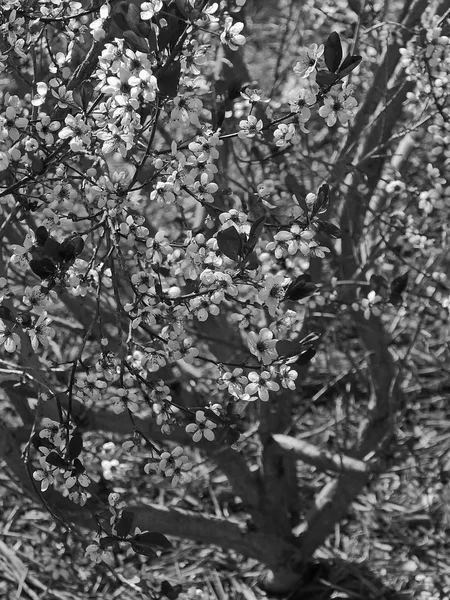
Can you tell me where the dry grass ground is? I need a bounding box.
[2,380,450,600]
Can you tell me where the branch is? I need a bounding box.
[272,434,378,474]
[0,418,301,569]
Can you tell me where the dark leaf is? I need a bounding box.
[30,258,57,279]
[133,531,172,549]
[161,579,183,600]
[123,30,150,53]
[337,55,362,79]
[285,173,309,217]
[294,347,316,365]
[389,291,403,306]
[312,183,330,217]
[72,236,85,256]
[148,26,158,53]
[31,155,45,175]
[283,274,318,301]
[42,237,62,260]
[115,510,135,538]
[31,431,53,451]
[316,219,341,238]
[391,272,409,295]
[315,70,339,91]
[58,240,77,263]
[58,237,83,262]
[324,32,343,73]
[68,432,83,461]
[217,226,244,262]
[244,216,265,255]
[224,427,241,445]
[245,250,259,270]
[112,9,130,32]
[99,536,120,550]
[156,5,185,51]
[72,458,85,474]
[156,61,182,98]
[0,305,15,323]
[369,274,389,299]
[35,226,49,246]
[73,80,94,112]
[45,451,67,468]
[15,312,33,328]
[131,542,157,558]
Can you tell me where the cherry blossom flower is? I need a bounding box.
[35,114,60,145]
[0,105,28,142]
[145,446,191,486]
[28,312,55,351]
[58,114,90,151]
[111,388,140,414]
[220,16,246,51]
[258,275,289,316]
[245,370,280,401]
[288,88,316,123]
[76,373,108,402]
[140,0,163,20]
[218,368,250,400]
[0,320,21,353]
[319,91,358,126]
[279,364,298,390]
[273,123,297,147]
[189,295,220,321]
[293,44,324,78]
[247,328,278,364]
[185,410,217,442]
[238,115,263,139]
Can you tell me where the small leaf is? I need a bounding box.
[71,236,85,256]
[99,536,120,550]
[131,542,157,558]
[31,155,45,175]
[31,431,53,451]
[133,531,172,549]
[42,237,62,260]
[294,347,316,365]
[156,5,185,51]
[283,274,317,301]
[315,70,339,91]
[115,510,135,538]
[58,239,76,262]
[244,216,265,256]
[389,292,403,306]
[0,305,15,323]
[73,80,94,112]
[391,272,409,295]
[35,226,49,246]
[324,32,343,73]
[369,274,389,299]
[68,432,83,461]
[312,183,330,217]
[123,30,150,53]
[316,219,341,238]
[46,451,67,468]
[224,427,241,445]
[217,227,244,262]
[30,258,57,279]
[156,61,182,98]
[161,580,183,600]
[15,312,33,328]
[285,173,309,217]
[72,458,85,474]
[337,55,362,79]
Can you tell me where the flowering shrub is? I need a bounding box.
[1,0,449,594]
